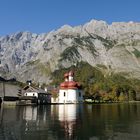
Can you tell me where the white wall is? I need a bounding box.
[67,89,77,103]
[24,92,38,97]
[58,89,68,103]
[58,89,83,103]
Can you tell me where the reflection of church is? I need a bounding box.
[0,104,82,140]
[22,105,77,139]
[58,71,84,104]
[58,105,77,139]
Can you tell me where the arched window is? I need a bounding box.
[64,92,66,97]
[79,92,81,97]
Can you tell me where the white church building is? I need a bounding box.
[57,71,84,104]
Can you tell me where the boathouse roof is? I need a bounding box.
[22,85,48,94]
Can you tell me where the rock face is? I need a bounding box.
[0,19,140,83]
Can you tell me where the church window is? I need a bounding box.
[79,92,81,97]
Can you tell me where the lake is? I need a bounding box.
[0,103,140,140]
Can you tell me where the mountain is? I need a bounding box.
[0,19,140,84]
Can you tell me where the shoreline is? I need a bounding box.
[84,100,140,104]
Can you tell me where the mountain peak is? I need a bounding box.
[87,19,108,25]
[56,24,73,34]
[1,19,140,83]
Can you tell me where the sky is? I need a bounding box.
[0,0,140,36]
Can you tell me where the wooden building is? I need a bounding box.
[18,85,51,105]
[0,82,20,106]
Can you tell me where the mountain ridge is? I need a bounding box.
[0,19,140,84]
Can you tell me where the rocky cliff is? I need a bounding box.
[0,20,140,84]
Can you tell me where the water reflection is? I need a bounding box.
[0,103,140,140]
[82,103,140,140]
[50,104,81,140]
[58,105,77,139]
[23,106,37,121]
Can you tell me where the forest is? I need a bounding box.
[51,62,140,102]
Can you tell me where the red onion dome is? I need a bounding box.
[68,81,78,89]
[60,81,68,89]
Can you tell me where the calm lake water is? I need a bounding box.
[0,103,140,140]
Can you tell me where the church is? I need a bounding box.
[58,71,84,103]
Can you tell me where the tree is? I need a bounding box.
[128,90,136,101]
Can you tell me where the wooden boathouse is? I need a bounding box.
[17,85,51,105]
